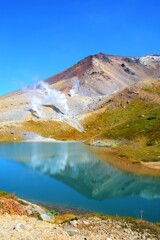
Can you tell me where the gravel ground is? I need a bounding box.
[0,214,159,240]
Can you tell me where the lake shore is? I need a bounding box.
[0,193,159,240]
[85,144,160,176]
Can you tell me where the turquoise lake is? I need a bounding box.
[0,142,160,222]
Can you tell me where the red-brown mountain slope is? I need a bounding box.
[45,53,158,97]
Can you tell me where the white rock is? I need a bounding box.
[40,213,55,222]
[70,220,78,227]
[14,223,28,232]
[83,220,89,225]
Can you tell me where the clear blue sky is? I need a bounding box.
[0,0,160,95]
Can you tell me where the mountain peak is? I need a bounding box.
[44,52,157,97]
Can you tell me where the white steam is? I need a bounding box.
[32,96,42,118]
[69,79,80,97]
[31,81,68,118]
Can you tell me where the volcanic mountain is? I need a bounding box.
[45,53,159,97]
[0,53,160,159]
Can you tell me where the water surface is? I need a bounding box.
[0,142,160,222]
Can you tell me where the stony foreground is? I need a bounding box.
[0,214,159,240]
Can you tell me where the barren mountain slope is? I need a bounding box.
[0,53,159,145]
[46,53,157,97]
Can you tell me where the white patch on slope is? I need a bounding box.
[69,79,80,96]
[31,81,68,117]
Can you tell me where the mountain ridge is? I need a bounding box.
[45,53,160,86]
[44,53,159,97]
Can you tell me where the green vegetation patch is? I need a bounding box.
[143,82,160,95]
[104,101,160,142]
[46,209,59,216]
[0,130,22,143]
[0,191,15,199]
[23,120,83,140]
[84,97,160,162]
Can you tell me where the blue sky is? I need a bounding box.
[0,0,160,95]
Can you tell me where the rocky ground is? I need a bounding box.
[0,214,159,240]
[0,194,159,240]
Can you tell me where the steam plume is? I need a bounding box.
[69,79,79,97]
[31,81,68,118]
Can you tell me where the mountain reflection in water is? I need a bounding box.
[0,142,160,201]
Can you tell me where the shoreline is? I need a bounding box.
[0,194,159,239]
[88,145,160,176]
